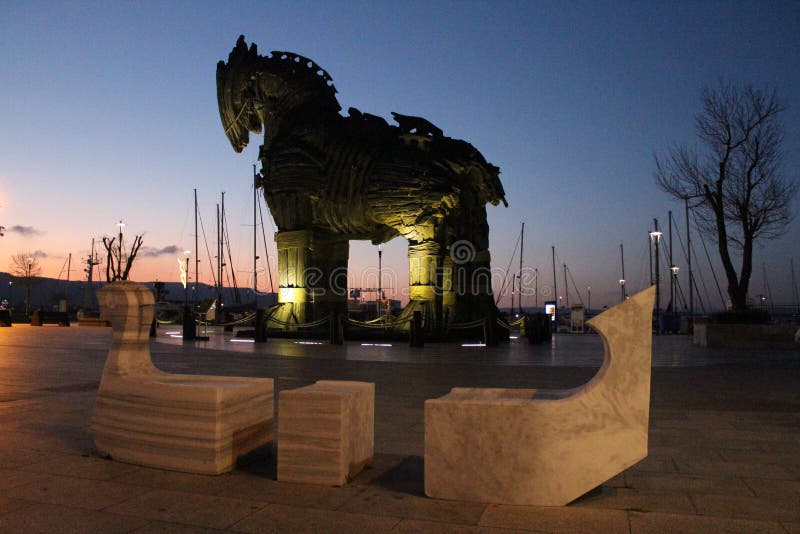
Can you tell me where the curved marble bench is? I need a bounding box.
[90,282,274,475]
[425,286,655,506]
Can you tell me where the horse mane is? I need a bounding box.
[218,36,340,113]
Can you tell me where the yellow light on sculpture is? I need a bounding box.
[178,258,187,289]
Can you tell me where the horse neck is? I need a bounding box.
[259,83,339,147]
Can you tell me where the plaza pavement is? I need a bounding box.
[0,324,798,533]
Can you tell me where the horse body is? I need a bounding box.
[218,36,506,330]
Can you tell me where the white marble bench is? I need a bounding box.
[91,282,274,475]
[425,286,655,506]
[278,380,374,486]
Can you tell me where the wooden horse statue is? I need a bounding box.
[217,36,506,332]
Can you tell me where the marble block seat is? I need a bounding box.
[91,282,274,475]
[425,286,655,506]
[278,380,374,486]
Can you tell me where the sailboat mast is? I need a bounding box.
[253,164,258,307]
[563,263,569,308]
[216,202,222,308]
[517,222,524,315]
[194,189,198,304]
[792,258,800,313]
[65,253,71,303]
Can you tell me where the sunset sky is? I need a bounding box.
[2,1,799,310]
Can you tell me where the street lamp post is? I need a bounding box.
[649,219,663,334]
[670,265,680,309]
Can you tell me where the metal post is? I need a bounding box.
[551,246,557,314]
[685,197,693,319]
[668,210,674,309]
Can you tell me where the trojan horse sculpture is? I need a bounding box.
[217,36,506,331]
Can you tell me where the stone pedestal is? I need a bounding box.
[278,380,374,486]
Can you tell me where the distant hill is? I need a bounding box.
[0,272,276,312]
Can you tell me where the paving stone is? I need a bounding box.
[675,458,795,480]
[624,471,755,496]
[691,493,800,523]
[0,501,151,533]
[0,468,53,491]
[18,452,141,481]
[213,471,366,509]
[391,518,531,533]
[2,325,800,532]
[339,487,486,525]
[111,465,232,496]
[479,504,630,533]
[229,503,401,533]
[0,448,67,469]
[625,455,678,473]
[717,448,800,467]
[629,510,786,533]
[105,489,265,530]
[131,520,236,532]
[0,496,31,515]
[9,474,151,510]
[573,486,695,514]
[646,445,724,462]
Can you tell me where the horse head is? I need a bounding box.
[217,36,340,153]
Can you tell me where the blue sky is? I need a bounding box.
[1,0,799,309]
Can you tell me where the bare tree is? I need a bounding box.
[102,234,144,282]
[655,82,797,311]
[10,252,43,315]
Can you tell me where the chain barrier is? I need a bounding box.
[196,312,257,328]
[508,316,524,327]
[446,318,486,330]
[266,314,332,329]
[344,316,412,329]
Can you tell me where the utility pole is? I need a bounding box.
[650,218,663,333]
